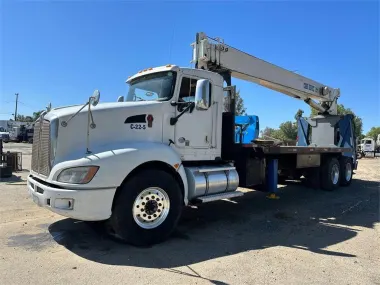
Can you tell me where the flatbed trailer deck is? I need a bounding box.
[245,144,353,154]
[230,142,356,192]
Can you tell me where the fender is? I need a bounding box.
[49,142,189,204]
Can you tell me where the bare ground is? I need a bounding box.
[0,143,379,285]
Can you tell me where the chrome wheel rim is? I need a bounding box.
[331,164,340,185]
[132,187,170,229]
[345,162,352,181]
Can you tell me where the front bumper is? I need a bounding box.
[27,175,117,221]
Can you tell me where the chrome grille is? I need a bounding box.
[31,120,51,177]
[31,122,40,172]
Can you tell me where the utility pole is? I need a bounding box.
[14,93,19,121]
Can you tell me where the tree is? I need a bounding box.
[310,104,363,138]
[260,127,277,138]
[278,121,298,141]
[14,114,33,122]
[294,109,304,121]
[235,90,246,115]
[366,126,380,140]
[223,89,246,115]
[33,111,44,121]
[260,109,301,141]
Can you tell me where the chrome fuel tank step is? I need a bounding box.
[184,164,240,201]
[195,191,244,203]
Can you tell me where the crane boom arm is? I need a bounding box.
[191,32,340,115]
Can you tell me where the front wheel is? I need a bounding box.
[109,169,183,246]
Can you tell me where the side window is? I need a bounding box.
[178,77,212,106]
[179,77,196,103]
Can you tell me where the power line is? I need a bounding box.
[2,100,39,110]
[17,101,37,109]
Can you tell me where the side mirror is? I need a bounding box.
[195,79,210,111]
[90,90,100,106]
[117,96,124,102]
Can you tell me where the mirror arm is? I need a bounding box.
[170,102,195,126]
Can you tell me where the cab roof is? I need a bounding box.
[126,64,223,84]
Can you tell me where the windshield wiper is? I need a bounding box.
[134,95,146,101]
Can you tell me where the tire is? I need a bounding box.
[109,169,183,246]
[339,157,353,186]
[320,157,340,191]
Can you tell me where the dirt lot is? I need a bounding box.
[0,143,379,285]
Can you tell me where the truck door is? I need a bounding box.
[174,76,213,149]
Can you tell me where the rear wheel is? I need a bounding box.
[339,157,353,186]
[320,157,340,191]
[109,169,183,246]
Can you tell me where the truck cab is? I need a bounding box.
[27,32,356,247]
[27,65,239,245]
[125,65,225,161]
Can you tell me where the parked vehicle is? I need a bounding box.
[27,32,357,246]
[9,125,34,143]
[357,134,380,158]
[0,127,10,143]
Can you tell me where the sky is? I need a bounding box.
[1,0,379,133]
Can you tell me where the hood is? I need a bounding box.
[43,100,173,164]
[43,101,162,121]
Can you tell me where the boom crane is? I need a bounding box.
[191,32,340,115]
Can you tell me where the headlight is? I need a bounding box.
[50,118,59,168]
[57,166,99,184]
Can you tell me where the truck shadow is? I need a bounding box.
[0,175,25,183]
[47,178,379,268]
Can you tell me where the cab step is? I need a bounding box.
[194,191,244,204]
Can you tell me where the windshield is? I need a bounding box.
[126,71,177,102]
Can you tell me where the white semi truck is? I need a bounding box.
[357,134,380,158]
[27,32,357,246]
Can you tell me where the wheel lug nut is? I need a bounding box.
[148,216,151,219]
[156,198,160,201]
[141,208,144,212]
[143,214,146,217]
[142,202,145,205]
[158,209,161,212]
[146,197,149,200]
[158,203,162,206]
[153,214,157,217]
[136,205,139,208]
